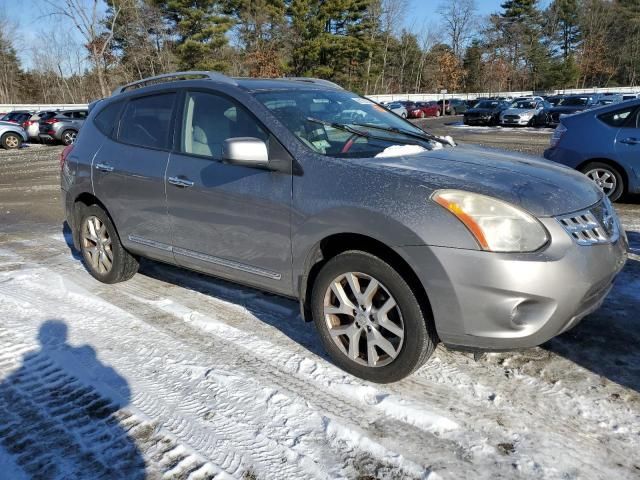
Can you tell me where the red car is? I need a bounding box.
[407,101,441,119]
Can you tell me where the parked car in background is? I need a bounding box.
[596,95,623,106]
[546,95,565,107]
[384,102,408,118]
[1,110,33,126]
[61,71,628,383]
[407,101,440,118]
[544,99,640,202]
[437,99,469,115]
[24,110,58,141]
[0,121,28,149]
[39,109,88,145]
[499,98,550,126]
[542,94,602,127]
[622,93,639,101]
[463,100,511,126]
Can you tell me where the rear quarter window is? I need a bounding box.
[598,107,637,127]
[94,102,124,137]
[118,93,176,150]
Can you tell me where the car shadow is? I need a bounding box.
[0,320,145,478]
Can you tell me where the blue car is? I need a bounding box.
[544,99,640,201]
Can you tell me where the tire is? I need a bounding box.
[61,129,78,146]
[419,111,425,118]
[1,132,22,150]
[77,204,139,283]
[401,112,407,119]
[311,251,437,383]
[580,162,625,202]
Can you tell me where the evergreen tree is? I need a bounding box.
[152,0,234,71]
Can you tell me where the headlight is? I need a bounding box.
[432,190,549,252]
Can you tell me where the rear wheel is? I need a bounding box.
[311,251,437,383]
[61,129,77,146]
[580,162,625,202]
[1,132,22,150]
[77,205,139,283]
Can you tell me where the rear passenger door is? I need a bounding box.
[165,90,293,295]
[92,92,177,263]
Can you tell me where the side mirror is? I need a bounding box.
[222,137,269,168]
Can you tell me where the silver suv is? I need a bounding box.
[39,109,88,145]
[61,72,628,383]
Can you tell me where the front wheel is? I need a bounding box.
[311,251,437,383]
[580,162,625,202]
[1,132,22,150]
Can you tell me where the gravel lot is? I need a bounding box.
[0,133,639,480]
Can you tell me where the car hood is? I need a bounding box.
[501,108,536,116]
[366,144,602,217]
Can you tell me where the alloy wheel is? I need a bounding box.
[82,216,113,274]
[4,135,19,148]
[323,272,404,367]
[586,168,617,197]
[63,131,77,145]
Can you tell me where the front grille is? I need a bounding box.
[504,115,520,120]
[557,200,620,245]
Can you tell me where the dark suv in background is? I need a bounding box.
[61,71,626,383]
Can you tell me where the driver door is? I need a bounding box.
[165,90,294,295]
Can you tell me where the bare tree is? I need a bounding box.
[374,0,408,94]
[43,0,121,98]
[437,0,477,58]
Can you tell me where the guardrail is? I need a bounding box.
[0,104,89,113]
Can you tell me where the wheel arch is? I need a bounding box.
[298,232,434,334]
[71,193,115,250]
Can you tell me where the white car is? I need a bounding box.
[499,98,549,126]
[385,102,408,118]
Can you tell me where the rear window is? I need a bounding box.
[118,93,176,149]
[94,102,123,137]
[598,106,637,127]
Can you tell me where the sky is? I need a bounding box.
[3,0,547,71]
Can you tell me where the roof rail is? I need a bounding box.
[112,71,236,96]
[288,77,344,90]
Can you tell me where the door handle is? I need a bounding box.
[95,163,114,172]
[620,137,640,145]
[168,176,194,188]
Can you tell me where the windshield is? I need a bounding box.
[558,97,589,106]
[255,89,438,158]
[511,100,536,109]
[476,101,499,109]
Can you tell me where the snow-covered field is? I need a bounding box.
[0,146,639,479]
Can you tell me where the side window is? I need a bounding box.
[180,91,268,158]
[599,107,637,128]
[74,111,88,119]
[118,93,176,150]
[94,101,123,137]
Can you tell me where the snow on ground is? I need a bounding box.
[0,223,638,480]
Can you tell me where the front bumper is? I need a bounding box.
[401,217,628,350]
[500,117,531,126]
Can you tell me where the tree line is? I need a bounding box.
[1,0,639,104]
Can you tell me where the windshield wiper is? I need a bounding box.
[350,122,452,146]
[306,117,425,147]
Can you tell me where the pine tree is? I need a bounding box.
[152,0,234,71]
